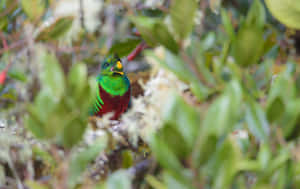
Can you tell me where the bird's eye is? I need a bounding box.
[102,62,109,68]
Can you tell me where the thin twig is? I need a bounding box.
[127,42,147,61]
[0,39,27,55]
[0,33,14,85]
[79,0,86,29]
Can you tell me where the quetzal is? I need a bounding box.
[92,55,131,120]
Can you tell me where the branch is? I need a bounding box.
[0,33,13,85]
[0,39,27,55]
[127,42,147,61]
[79,0,86,29]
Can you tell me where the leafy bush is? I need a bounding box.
[25,52,96,148]
[1,0,300,189]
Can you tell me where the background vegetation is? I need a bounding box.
[1,0,300,188]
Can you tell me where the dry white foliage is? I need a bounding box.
[121,47,188,144]
[194,10,204,25]
[145,0,164,7]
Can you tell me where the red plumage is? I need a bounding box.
[95,84,131,120]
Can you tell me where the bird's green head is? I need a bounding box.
[100,55,124,77]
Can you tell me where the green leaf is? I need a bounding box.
[266,73,296,123]
[109,38,141,57]
[232,26,264,67]
[192,134,218,168]
[146,175,167,189]
[232,0,266,67]
[25,116,46,139]
[163,172,193,189]
[107,170,132,189]
[21,0,46,20]
[258,143,271,170]
[130,17,178,53]
[245,0,266,29]
[262,30,278,55]
[68,137,107,188]
[0,165,5,186]
[25,181,49,189]
[150,133,183,172]
[68,63,88,99]
[264,148,290,178]
[25,113,45,139]
[189,81,211,101]
[265,0,300,29]
[43,106,68,139]
[221,9,235,40]
[36,16,74,41]
[153,21,179,53]
[141,8,164,17]
[158,123,190,158]
[252,184,273,189]
[170,0,197,39]
[267,74,293,102]
[279,100,300,139]
[193,80,242,166]
[0,18,8,30]
[8,69,27,82]
[245,101,270,142]
[202,80,242,135]
[211,138,242,189]
[88,77,98,106]
[40,52,65,100]
[130,16,158,47]
[145,49,196,83]
[33,88,57,122]
[122,150,133,168]
[0,0,6,9]
[266,97,284,123]
[62,118,87,148]
[26,51,95,146]
[163,94,200,150]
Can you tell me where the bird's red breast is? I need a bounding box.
[95,83,131,120]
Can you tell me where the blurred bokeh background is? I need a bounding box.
[1,0,300,188]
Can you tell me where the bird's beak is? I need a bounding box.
[114,71,124,75]
[116,61,123,69]
[111,61,124,75]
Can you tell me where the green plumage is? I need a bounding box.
[98,75,130,96]
[92,55,131,119]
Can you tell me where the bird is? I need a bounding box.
[92,55,131,120]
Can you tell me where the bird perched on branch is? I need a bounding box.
[92,55,131,120]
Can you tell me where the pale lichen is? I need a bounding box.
[121,47,188,144]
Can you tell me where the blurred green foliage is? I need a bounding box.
[25,52,96,148]
[129,0,300,188]
[1,0,300,189]
[265,0,300,29]
[36,16,74,42]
